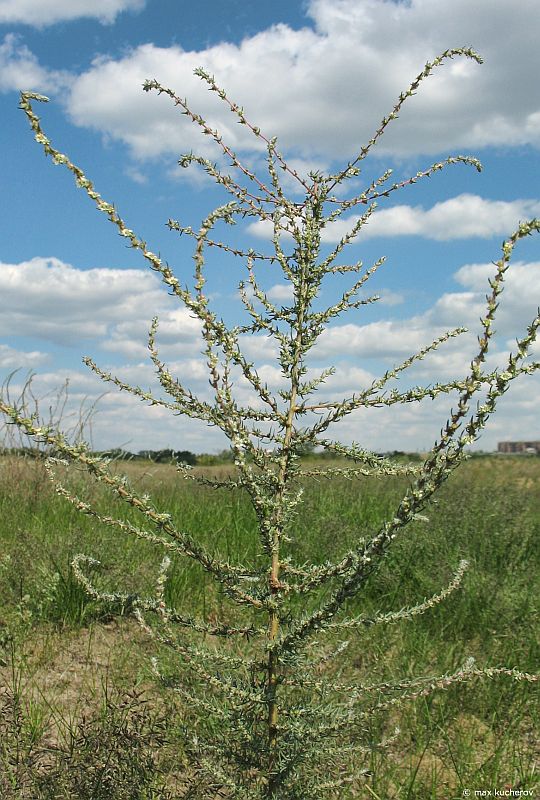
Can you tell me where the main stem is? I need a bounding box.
[266,210,313,797]
[266,387,297,797]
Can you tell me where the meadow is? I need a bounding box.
[0,452,538,799]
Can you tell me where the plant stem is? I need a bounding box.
[266,392,297,797]
[267,203,314,796]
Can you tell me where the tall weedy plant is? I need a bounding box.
[2,48,539,798]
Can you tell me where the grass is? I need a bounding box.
[0,453,538,798]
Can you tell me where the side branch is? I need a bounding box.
[326,48,483,192]
[193,68,313,196]
[143,78,278,202]
[326,156,482,218]
[0,402,268,609]
[300,326,467,417]
[326,559,469,629]
[277,220,540,651]
[71,555,262,638]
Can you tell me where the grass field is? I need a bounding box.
[0,453,538,798]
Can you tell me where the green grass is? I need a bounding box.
[0,454,538,798]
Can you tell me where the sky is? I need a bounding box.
[1,0,539,454]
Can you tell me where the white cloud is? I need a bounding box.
[97,355,209,394]
[49,0,540,162]
[313,319,434,361]
[65,42,255,160]
[0,257,166,343]
[2,0,539,171]
[266,283,294,301]
[455,260,540,292]
[7,352,538,453]
[0,0,145,26]
[101,308,203,359]
[0,258,315,382]
[313,259,540,364]
[0,33,69,92]
[303,256,540,395]
[0,343,49,368]
[0,256,198,349]
[5,251,535,376]
[359,196,540,242]
[378,289,404,307]
[247,195,540,243]
[238,334,279,362]
[124,164,147,184]
[321,364,374,395]
[2,245,539,453]
[0,365,224,452]
[434,260,540,334]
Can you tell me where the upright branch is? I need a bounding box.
[2,47,539,799]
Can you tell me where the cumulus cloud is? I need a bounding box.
[2,0,539,164]
[377,289,404,306]
[101,309,203,359]
[313,319,434,361]
[4,251,533,373]
[434,260,540,333]
[248,195,540,243]
[298,255,540,408]
[2,239,538,451]
[321,364,374,395]
[52,0,540,161]
[313,259,540,363]
[0,33,70,92]
[455,259,540,292]
[8,354,537,453]
[355,196,540,242]
[102,356,210,394]
[266,283,294,301]
[238,334,279,362]
[0,343,49,368]
[65,41,277,160]
[1,365,224,452]
[0,256,199,350]
[0,0,145,27]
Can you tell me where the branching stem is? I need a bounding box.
[3,48,539,799]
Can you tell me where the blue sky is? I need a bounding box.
[1,0,539,453]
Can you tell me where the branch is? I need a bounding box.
[193,67,313,196]
[326,560,469,630]
[143,77,280,202]
[166,218,278,262]
[83,354,215,424]
[326,48,483,193]
[326,155,482,218]
[43,459,268,611]
[71,554,262,638]
[318,204,378,271]
[300,326,467,420]
[19,92,195,308]
[303,658,538,739]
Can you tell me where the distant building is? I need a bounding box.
[498,440,540,454]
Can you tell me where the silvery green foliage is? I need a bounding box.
[2,48,539,799]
